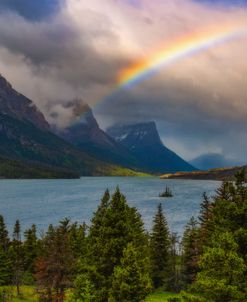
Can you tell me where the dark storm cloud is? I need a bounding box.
[0,15,76,65]
[0,0,63,21]
[0,6,126,89]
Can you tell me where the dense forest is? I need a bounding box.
[0,170,247,301]
[0,156,80,179]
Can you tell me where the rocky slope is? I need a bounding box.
[0,74,49,130]
[107,122,195,174]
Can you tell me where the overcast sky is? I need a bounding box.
[0,0,246,161]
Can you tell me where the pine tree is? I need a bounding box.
[199,193,212,227]
[71,274,96,302]
[215,181,235,202]
[13,219,21,241]
[0,246,12,285]
[198,193,213,250]
[183,171,247,300]
[0,215,9,252]
[88,189,110,245]
[69,222,87,259]
[35,220,76,302]
[150,203,172,289]
[23,224,38,281]
[0,215,11,286]
[190,232,246,302]
[85,188,148,302]
[109,243,152,302]
[181,217,200,287]
[11,220,23,296]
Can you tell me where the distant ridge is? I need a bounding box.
[190,153,243,170]
[160,166,247,181]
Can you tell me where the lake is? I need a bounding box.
[0,177,220,238]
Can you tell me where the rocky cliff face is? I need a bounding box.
[107,122,195,173]
[108,122,163,149]
[0,74,50,130]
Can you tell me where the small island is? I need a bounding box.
[159,186,173,198]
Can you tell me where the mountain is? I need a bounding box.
[160,166,247,181]
[0,74,140,176]
[56,104,141,169]
[107,122,195,174]
[0,112,108,175]
[0,74,49,130]
[190,153,243,170]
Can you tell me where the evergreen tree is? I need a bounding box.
[13,219,21,241]
[69,222,87,259]
[109,243,152,302]
[150,203,171,289]
[11,220,23,296]
[0,246,12,285]
[235,168,246,187]
[23,224,38,282]
[198,193,212,230]
[190,232,246,302]
[85,188,149,302]
[71,274,96,302]
[0,215,12,286]
[0,215,9,252]
[181,217,200,287]
[198,193,213,252]
[35,220,75,302]
[215,181,235,202]
[184,171,247,300]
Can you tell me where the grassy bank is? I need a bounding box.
[0,286,180,302]
[0,286,38,302]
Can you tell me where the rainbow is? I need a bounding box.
[117,23,246,89]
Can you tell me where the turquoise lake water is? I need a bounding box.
[0,177,220,237]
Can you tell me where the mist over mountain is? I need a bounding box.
[190,153,244,170]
